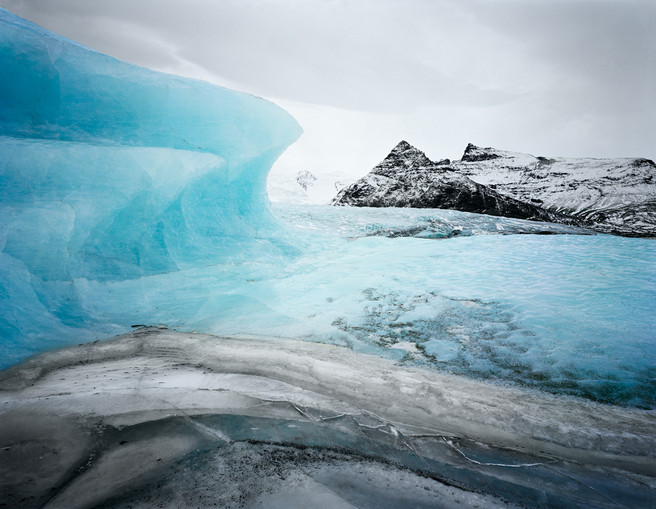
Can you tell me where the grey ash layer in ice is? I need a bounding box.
[332,141,656,237]
[2,329,654,508]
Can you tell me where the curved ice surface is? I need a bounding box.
[0,9,301,158]
[0,8,301,360]
[1,331,654,508]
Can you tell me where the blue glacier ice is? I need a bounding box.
[269,204,656,407]
[0,7,301,361]
[1,8,655,410]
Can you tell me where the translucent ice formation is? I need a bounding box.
[0,8,301,360]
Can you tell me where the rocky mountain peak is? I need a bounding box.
[388,140,431,161]
[372,141,445,177]
[461,143,502,162]
[391,140,414,152]
[295,170,317,191]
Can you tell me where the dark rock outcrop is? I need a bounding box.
[333,142,579,226]
[333,141,656,236]
[460,143,502,162]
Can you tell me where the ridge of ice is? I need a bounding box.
[0,7,301,360]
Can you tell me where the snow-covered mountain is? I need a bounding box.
[332,141,579,227]
[453,144,655,237]
[333,141,656,236]
[268,170,353,204]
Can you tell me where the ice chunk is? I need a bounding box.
[0,8,301,363]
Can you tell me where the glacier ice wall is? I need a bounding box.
[0,8,301,363]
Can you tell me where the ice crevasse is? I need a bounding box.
[0,8,302,365]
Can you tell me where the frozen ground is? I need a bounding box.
[1,328,654,508]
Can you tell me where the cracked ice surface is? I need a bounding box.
[1,330,654,508]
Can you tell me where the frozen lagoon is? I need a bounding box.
[268,204,656,409]
[8,203,654,407]
[2,206,655,507]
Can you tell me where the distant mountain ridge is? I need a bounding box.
[332,141,579,227]
[454,143,656,237]
[268,170,353,204]
[332,141,656,237]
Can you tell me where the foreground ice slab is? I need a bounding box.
[1,329,654,508]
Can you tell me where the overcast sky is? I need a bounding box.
[2,0,655,180]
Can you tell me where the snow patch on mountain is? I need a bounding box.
[333,141,655,237]
[268,170,353,204]
[454,144,656,236]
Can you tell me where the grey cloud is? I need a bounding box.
[1,0,516,111]
[0,0,653,161]
[467,0,656,116]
